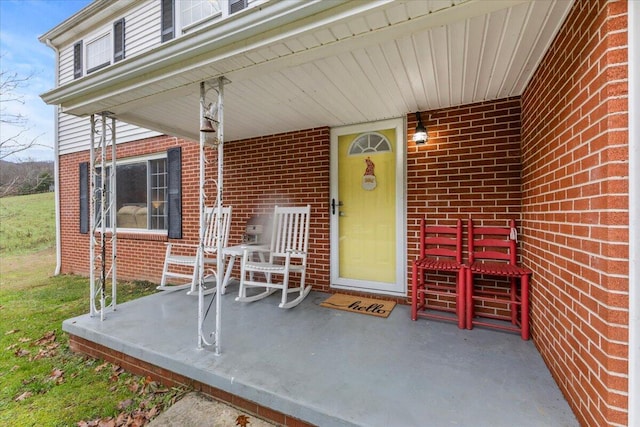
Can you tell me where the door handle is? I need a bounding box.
[331,199,343,215]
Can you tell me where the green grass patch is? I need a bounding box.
[0,192,56,255]
[0,267,187,426]
[0,193,188,425]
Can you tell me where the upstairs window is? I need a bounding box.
[74,18,126,78]
[181,0,221,29]
[162,0,250,40]
[86,33,110,73]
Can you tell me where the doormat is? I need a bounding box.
[320,293,396,318]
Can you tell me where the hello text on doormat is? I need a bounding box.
[319,293,396,318]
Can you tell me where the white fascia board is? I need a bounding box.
[40,0,356,109]
[42,0,525,116]
[38,0,128,46]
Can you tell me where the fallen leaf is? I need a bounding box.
[14,391,33,402]
[31,347,57,361]
[236,414,251,427]
[147,406,159,419]
[18,337,31,343]
[114,413,127,425]
[117,399,132,410]
[6,343,17,351]
[34,331,56,346]
[97,418,115,427]
[95,362,109,372]
[5,329,19,335]
[132,412,147,426]
[114,413,128,425]
[48,368,64,384]
[14,348,30,357]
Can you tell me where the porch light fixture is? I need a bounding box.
[413,112,427,145]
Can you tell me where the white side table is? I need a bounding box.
[221,244,268,294]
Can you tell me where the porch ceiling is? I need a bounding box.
[42,0,574,142]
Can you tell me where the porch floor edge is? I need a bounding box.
[66,333,314,427]
[62,290,578,427]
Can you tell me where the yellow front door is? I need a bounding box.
[330,118,406,295]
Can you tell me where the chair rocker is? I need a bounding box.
[236,205,311,309]
[157,206,232,295]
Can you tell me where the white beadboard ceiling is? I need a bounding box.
[44,0,574,142]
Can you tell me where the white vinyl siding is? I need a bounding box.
[57,1,161,85]
[56,0,162,150]
[58,113,160,156]
[123,0,161,58]
[56,0,264,84]
[58,43,76,86]
[54,0,265,152]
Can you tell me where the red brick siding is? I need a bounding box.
[58,130,331,291]
[521,0,629,425]
[60,102,524,294]
[59,135,197,282]
[221,127,331,291]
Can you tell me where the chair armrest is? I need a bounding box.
[286,249,307,256]
[242,245,271,254]
[165,242,198,248]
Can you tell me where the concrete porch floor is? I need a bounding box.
[63,286,578,427]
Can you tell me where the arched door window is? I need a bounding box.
[348,132,392,155]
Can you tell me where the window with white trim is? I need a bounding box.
[96,155,169,231]
[86,33,111,73]
[74,18,126,78]
[181,0,222,29]
[162,0,252,40]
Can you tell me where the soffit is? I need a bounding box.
[42,0,574,142]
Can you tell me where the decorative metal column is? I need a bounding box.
[89,113,117,320]
[197,77,229,355]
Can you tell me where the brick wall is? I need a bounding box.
[521,0,629,425]
[60,102,524,293]
[58,135,197,282]
[406,98,523,314]
[222,127,331,291]
[58,129,331,291]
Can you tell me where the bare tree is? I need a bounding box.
[0,55,45,160]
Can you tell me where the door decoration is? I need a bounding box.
[362,157,377,190]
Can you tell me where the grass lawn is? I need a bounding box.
[0,192,56,255]
[0,194,188,426]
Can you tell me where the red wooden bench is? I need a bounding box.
[411,218,465,328]
[465,219,532,340]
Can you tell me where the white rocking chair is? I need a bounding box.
[236,205,311,309]
[158,206,232,295]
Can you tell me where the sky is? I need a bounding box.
[0,0,93,162]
